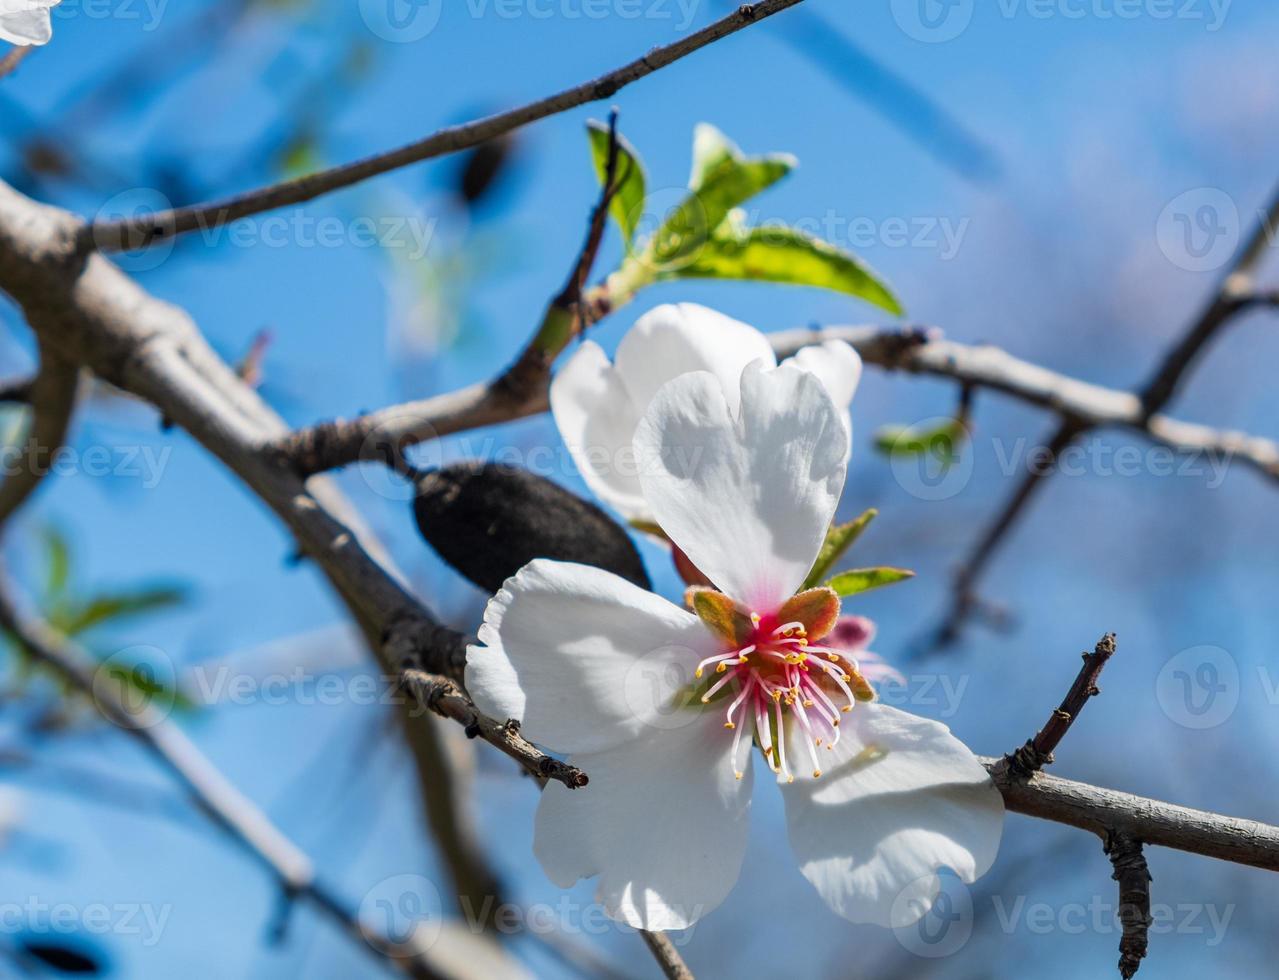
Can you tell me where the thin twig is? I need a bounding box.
[81,0,807,252]
[280,115,627,477]
[0,564,445,980]
[0,46,33,81]
[1140,182,1279,416]
[1105,831,1152,979]
[639,931,695,980]
[0,348,78,532]
[1005,633,1117,776]
[936,418,1082,644]
[400,669,588,789]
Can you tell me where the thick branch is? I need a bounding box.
[0,179,581,788]
[774,326,1279,481]
[280,325,1279,480]
[82,0,806,252]
[983,758,1279,871]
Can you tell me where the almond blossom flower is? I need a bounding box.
[549,301,861,525]
[468,360,1002,931]
[0,0,60,46]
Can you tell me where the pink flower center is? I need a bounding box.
[693,610,874,782]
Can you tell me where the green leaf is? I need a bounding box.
[43,527,70,599]
[875,418,968,466]
[587,119,647,249]
[52,586,188,637]
[676,224,903,315]
[688,123,739,190]
[802,509,877,590]
[651,162,794,269]
[826,567,915,597]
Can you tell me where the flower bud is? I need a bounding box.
[413,462,650,594]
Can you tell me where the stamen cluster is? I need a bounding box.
[690,588,876,782]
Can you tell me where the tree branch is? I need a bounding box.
[984,758,1279,871]
[0,563,447,980]
[0,374,33,403]
[0,45,33,81]
[0,347,79,531]
[278,324,1279,481]
[1139,182,1279,416]
[0,178,583,789]
[81,0,807,252]
[639,931,695,980]
[1005,633,1117,776]
[1105,831,1152,979]
[923,181,1279,641]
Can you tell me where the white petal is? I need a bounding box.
[634,361,849,610]
[549,341,648,521]
[465,560,719,755]
[0,2,56,46]
[780,703,1003,927]
[784,340,862,439]
[534,711,753,930]
[612,303,776,415]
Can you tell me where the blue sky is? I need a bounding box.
[2,1,1278,977]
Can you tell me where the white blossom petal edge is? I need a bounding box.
[468,362,1002,931]
[549,302,861,524]
[0,0,61,46]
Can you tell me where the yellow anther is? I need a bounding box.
[716,663,728,673]
[841,705,852,713]
[787,775,795,784]
[694,668,704,679]
[812,769,822,779]
[827,653,841,662]
[750,612,761,625]
[724,721,736,729]
[841,673,852,682]
[734,771,744,780]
